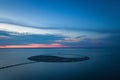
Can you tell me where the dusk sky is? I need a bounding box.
[0,0,120,48]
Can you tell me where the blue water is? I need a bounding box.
[0,48,119,80]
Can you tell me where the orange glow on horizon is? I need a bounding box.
[0,43,68,48]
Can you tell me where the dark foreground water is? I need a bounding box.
[0,48,120,80]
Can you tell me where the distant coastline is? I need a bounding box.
[0,46,118,49]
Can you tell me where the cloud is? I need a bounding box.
[0,23,81,38]
[55,37,81,42]
[0,35,10,39]
[0,33,64,45]
[0,23,111,38]
[55,34,110,43]
[1,18,119,34]
[0,43,68,48]
[0,22,114,47]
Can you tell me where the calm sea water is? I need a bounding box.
[0,48,119,80]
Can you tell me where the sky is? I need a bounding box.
[0,0,120,48]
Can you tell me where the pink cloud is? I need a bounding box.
[0,43,68,48]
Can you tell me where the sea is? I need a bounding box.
[0,48,119,80]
